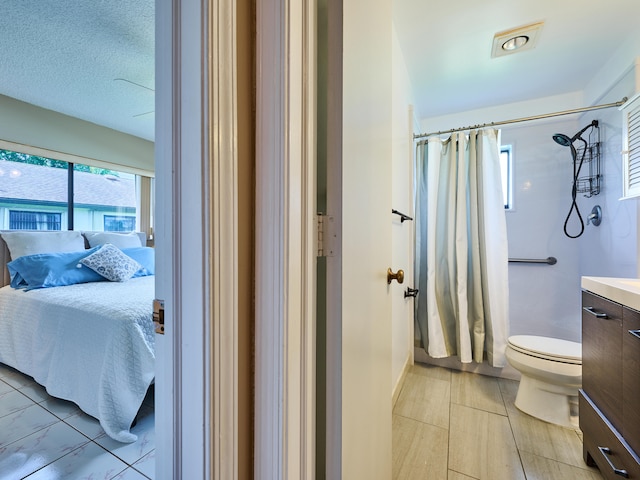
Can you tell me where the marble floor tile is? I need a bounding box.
[393,415,448,480]
[94,405,155,465]
[0,390,36,418]
[18,382,50,403]
[0,365,156,479]
[39,396,81,420]
[0,380,13,397]
[114,467,151,480]
[133,449,155,478]
[448,403,525,480]
[451,370,507,416]
[24,442,129,480]
[0,422,90,480]
[394,372,450,429]
[0,404,59,448]
[65,410,106,440]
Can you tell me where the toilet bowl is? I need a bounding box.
[505,335,582,429]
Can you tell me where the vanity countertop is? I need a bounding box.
[582,276,640,311]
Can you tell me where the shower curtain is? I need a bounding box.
[414,129,509,367]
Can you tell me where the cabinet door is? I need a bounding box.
[582,291,623,432]
[623,306,640,454]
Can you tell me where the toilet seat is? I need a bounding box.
[507,335,581,365]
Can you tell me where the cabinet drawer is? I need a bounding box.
[624,306,640,454]
[582,291,623,431]
[580,391,640,479]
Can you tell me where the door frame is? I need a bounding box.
[254,0,318,477]
[155,0,239,478]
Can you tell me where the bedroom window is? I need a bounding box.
[104,215,136,232]
[0,149,148,232]
[9,211,62,230]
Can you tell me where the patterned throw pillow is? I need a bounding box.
[79,243,142,282]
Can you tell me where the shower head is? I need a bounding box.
[552,133,572,147]
[552,120,599,147]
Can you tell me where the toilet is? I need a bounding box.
[505,335,582,429]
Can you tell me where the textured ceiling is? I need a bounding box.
[0,0,154,141]
[1,1,638,143]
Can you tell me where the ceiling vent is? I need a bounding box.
[491,21,544,58]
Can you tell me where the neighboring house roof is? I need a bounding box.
[0,160,136,207]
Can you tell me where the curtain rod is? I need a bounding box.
[413,97,628,140]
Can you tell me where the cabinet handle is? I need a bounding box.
[629,329,640,340]
[597,447,629,478]
[583,306,609,319]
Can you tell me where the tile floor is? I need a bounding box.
[0,363,155,480]
[393,362,604,480]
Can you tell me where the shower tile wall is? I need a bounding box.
[503,119,584,342]
[502,110,636,341]
[503,92,638,344]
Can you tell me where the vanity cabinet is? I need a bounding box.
[581,290,640,479]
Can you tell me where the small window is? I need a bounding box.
[104,215,136,232]
[9,210,62,230]
[500,145,513,210]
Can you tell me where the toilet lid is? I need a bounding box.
[508,335,582,364]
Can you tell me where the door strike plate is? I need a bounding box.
[153,299,165,335]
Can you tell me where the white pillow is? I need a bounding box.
[0,231,85,260]
[79,243,142,282]
[83,232,143,249]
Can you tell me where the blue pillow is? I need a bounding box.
[8,247,105,290]
[121,247,155,277]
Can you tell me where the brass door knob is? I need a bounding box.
[387,268,404,284]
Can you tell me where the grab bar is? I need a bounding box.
[508,256,557,265]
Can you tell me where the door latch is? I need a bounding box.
[153,299,165,335]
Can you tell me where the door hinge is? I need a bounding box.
[153,299,165,335]
[317,213,336,257]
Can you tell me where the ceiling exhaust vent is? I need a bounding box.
[491,21,544,58]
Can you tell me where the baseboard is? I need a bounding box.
[392,351,413,408]
[413,346,521,381]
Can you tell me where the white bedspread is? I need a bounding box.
[0,276,155,443]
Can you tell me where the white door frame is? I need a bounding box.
[155,0,239,478]
[254,0,318,477]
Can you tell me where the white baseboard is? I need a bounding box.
[392,351,413,408]
[413,347,521,381]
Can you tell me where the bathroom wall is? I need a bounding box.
[391,23,417,396]
[578,68,638,279]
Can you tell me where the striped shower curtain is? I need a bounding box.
[414,129,509,367]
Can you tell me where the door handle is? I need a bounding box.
[597,447,629,478]
[583,306,608,319]
[387,268,404,284]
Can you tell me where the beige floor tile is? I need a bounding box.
[448,470,476,480]
[393,415,448,480]
[451,371,507,416]
[394,372,450,429]
[506,400,586,469]
[520,451,604,480]
[448,403,525,480]
[410,363,452,382]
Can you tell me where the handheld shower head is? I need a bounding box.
[552,120,599,146]
[552,133,572,147]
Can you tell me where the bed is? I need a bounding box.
[0,231,155,443]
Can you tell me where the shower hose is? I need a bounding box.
[563,145,587,239]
